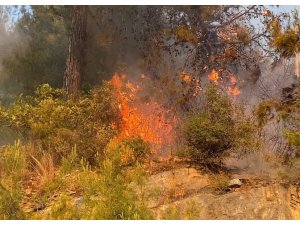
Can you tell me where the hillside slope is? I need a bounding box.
[148,164,300,219]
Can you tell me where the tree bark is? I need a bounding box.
[64,6,87,101]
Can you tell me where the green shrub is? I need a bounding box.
[160,200,201,220]
[233,106,260,157]
[182,112,233,160]
[160,203,182,220]
[284,131,300,153]
[0,140,26,181]
[50,194,77,220]
[59,145,79,174]
[281,87,300,154]
[41,140,152,220]
[181,84,257,163]
[77,141,153,219]
[0,82,119,165]
[184,200,200,219]
[269,15,300,58]
[277,159,300,183]
[208,172,230,194]
[121,137,150,161]
[0,141,26,219]
[0,184,24,219]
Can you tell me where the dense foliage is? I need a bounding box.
[0,83,119,164]
[0,141,26,219]
[181,85,258,163]
[269,10,300,57]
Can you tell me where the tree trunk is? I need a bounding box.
[64,6,87,101]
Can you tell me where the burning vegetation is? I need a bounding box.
[1,5,300,220]
[111,73,176,158]
[108,69,245,162]
[208,69,241,96]
[0,66,299,220]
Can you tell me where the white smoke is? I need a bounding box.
[0,6,30,99]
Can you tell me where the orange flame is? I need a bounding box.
[208,69,219,84]
[227,86,241,96]
[208,71,240,96]
[180,71,192,82]
[227,75,241,96]
[229,75,237,85]
[111,73,175,157]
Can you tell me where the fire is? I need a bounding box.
[227,86,241,96]
[180,71,192,82]
[229,75,237,85]
[111,73,175,157]
[208,69,219,84]
[208,70,241,96]
[227,75,241,96]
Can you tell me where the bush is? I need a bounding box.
[0,82,119,165]
[71,140,153,219]
[59,145,79,174]
[160,203,181,220]
[49,194,77,220]
[284,131,300,153]
[0,141,26,219]
[208,172,230,194]
[0,140,26,180]
[159,200,200,219]
[282,87,300,155]
[121,137,150,162]
[184,200,201,219]
[181,84,258,163]
[277,159,300,183]
[28,140,152,219]
[0,184,24,219]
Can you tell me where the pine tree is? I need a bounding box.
[64,6,87,101]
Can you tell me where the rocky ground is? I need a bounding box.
[149,165,300,219]
[22,155,300,220]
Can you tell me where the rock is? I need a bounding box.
[228,179,242,188]
[155,184,297,219]
[74,197,83,210]
[74,197,83,206]
[146,167,209,208]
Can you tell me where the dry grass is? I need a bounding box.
[30,153,55,187]
[209,172,229,194]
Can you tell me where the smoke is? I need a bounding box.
[237,58,298,106]
[224,152,282,178]
[0,6,30,145]
[222,58,299,177]
[0,7,30,102]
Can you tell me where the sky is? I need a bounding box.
[5,5,300,23]
[272,5,300,15]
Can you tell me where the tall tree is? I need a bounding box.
[64,5,87,101]
[1,6,69,96]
